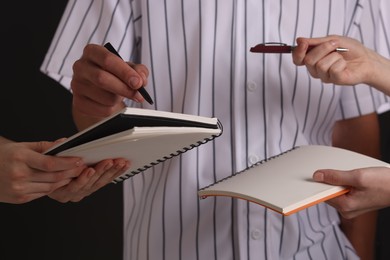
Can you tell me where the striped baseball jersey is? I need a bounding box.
[41,0,390,259]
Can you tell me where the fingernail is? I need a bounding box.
[313,172,324,181]
[87,168,95,178]
[75,160,83,167]
[115,162,126,170]
[130,77,139,86]
[104,161,114,171]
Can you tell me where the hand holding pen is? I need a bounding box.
[104,42,154,105]
[71,43,151,124]
[251,35,377,87]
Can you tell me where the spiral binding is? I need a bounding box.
[112,120,224,184]
[198,145,300,192]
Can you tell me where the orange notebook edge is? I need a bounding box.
[199,187,350,216]
[282,188,350,216]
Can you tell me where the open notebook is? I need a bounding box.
[198,145,390,216]
[45,107,223,183]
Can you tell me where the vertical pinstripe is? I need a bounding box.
[211,2,219,259]
[41,0,390,259]
[196,2,203,260]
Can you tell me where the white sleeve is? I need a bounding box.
[338,0,390,118]
[40,0,138,91]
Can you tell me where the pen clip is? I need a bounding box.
[250,42,293,53]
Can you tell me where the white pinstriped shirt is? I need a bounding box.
[41,0,390,259]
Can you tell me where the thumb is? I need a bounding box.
[312,169,351,186]
[38,138,69,152]
[27,140,59,153]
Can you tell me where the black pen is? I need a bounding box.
[104,42,154,105]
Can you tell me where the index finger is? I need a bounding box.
[82,44,146,91]
[25,146,84,172]
[297,36,340,47]
[292,38,310,65]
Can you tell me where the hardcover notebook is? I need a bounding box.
[45,107,223,183]
[198,145,390,216]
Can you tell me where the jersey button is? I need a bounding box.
[247,81,258,92]
[248,154,259,165]
[251,229,262,240]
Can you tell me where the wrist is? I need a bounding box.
[366,49,390,95]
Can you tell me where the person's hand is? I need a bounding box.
[49,158,130,203]
[292,35,379,86]
[312,167,390,219]
[71,44,149,119]
[0,137,85,204]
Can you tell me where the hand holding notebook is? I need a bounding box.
[198,145,389,216]
[45,107,222,183]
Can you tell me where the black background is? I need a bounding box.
[0,2,123,260]
[376,111,390,260]
[0,2,390,260]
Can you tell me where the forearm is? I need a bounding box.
[340,212,377,260]
[333,113,381,260]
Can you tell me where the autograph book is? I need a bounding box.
[45,107,222,183]
[198,145,389,216]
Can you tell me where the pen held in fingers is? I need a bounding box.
[104,42,154,105]
[292,45,349,53]
[137,87,154,105]
[250,42,349,54]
